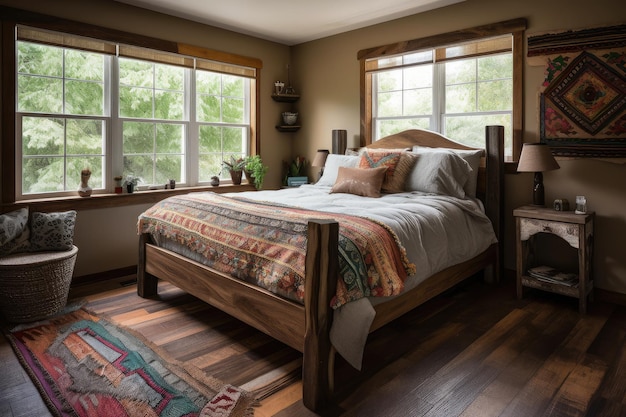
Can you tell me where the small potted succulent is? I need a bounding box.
[222,156,246,185]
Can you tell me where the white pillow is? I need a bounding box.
[406,149,472,198]
[316,154,360,186]
[413,146,483,197]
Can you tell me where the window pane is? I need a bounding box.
[66,80,104,115]
[18,75,63,113]
[22,116,64,156]
[156,124,183,153]
[223,127,245,153]
[444,113,512,149]
[155,64,184,90]
[478,54,512,81]
[17,42,62,77]
[196,71,221,95]
[377,118,430,138]
[223,75,244,97]
[119,86,152,118]
[155,155,182,183]
[446,84,476,113]
[223,97,245,123]
[199,125,221,153]
[155,90,184,120]
[123,122,153,153]
[445,59,476,84]
[65,49,104,81]
[199,154,223,181]
[22,157,64,194]
[404,89,432,115]
[404,65,432,89]
[119,58,152,87]
[197,95,221,122]
[377,69,402,92]
[377,91,402,117]
[478,79,512,111]
[123,155,152,184]
[66,119,104,155]
[66,156,104,190]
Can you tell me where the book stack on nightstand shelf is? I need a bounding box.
[514,205,594,313]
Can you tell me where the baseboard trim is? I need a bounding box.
[595,288,626,306]
[72,265,137,287]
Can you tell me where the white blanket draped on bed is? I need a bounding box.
[217,184,498,369]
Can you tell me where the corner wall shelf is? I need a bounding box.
[271,93,300,103]
[275,125,301,132]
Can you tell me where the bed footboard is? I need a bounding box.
[137,220,340,412]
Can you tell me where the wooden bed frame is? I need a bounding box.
[137,127,505,411]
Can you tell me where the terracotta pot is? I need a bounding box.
[230,170,243,185]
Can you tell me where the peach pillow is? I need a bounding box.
[330,166,388,198]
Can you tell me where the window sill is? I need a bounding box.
[4,184,256,213]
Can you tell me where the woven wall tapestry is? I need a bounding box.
[529,24,626,157]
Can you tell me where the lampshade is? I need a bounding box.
[312,149,329,167]
[517,143,559,206]
[517,143,560,173]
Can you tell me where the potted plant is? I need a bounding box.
[123,174,141,193]
[244,155,268,190]
[222,155,246,185]
[283,155,308,186]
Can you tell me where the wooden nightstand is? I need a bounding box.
[514,205,594,313]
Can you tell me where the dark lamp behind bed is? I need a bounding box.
[517,143,560,206]
[312,149,329,181]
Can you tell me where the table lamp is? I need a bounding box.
[517,143,560,206]
[312,149,329,181]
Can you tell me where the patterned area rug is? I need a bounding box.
[4,308,256,417]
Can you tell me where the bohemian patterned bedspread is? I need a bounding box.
[137,192,416,308]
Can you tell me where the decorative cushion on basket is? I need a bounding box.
[0,208,28,246]
[30,211,77,251]
[0,208,29,257]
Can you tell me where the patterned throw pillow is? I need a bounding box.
[0,208,29,256]
[330,166,388,198]
[30,211,77,251]
[0,208,28,246]
[358,149,408,193]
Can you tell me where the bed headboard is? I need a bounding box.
[366,127,504,276]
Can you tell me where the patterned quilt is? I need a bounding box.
[137,192,415,308]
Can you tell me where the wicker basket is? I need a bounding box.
[0,246,78,323]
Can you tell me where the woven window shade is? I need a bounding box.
[435,35,512,62]
[118,45,194,68]
[17,26,116,55]
[196,59,256,78]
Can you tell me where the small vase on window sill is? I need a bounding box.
[78,168,92,197]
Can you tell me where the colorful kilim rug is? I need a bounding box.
[5,308,256,417]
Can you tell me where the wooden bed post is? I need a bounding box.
[137,233,158,297]
[302,219,339,411]
[485,125,505,283]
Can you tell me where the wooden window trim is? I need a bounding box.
[1,5,262,205]
[358,18,526,164]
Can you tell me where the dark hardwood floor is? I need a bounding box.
[1,275,624,417]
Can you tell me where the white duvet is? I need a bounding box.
[226,184,497,369]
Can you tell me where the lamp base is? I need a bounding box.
[532,172,545,206]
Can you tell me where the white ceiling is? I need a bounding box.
[114,0,464,45]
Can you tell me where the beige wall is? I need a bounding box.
[2,0,625,295]
[291,0,626,294]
